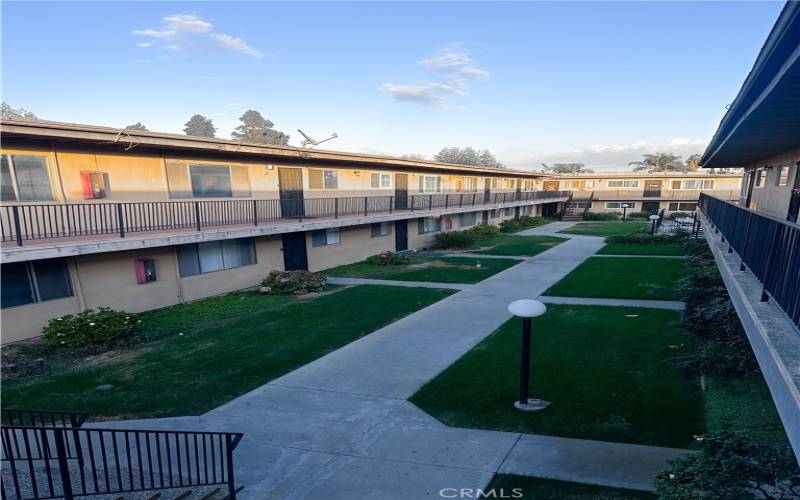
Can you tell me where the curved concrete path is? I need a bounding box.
[100,230,691,498]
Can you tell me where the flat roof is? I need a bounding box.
[0,118,547,179]
[701,1,800,168]
[541,172,741,179]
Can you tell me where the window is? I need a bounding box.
[370,172,392,189]
[504,207,513,216]
[1,258,72,308]
[311,228,341,247]
[490,209,499,218]
[778,165,790,187]
[670,179,714,190]
[460,212,477,227]
[0,154,53,201]
[607,180,639,188]
[754,169,766,188]
[522,205,533,215]
[455,177,478,192]
[491,178,515,189]
[80,171,107,199]
[309,169,339,189]
[605,202,635,209]
[522,179,536,191]
[370,222,391,237]
[668,202,698,211]
[562,180,595,189]
[190,164,232,197]
[419,216,441,234]
[177,238,255,277]
[420,175,442,193]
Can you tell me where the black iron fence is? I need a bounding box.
[1,426,243,500]
[699,193,800,329]
[0,191,568,246]
[1,410,88,430]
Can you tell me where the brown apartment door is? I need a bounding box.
[644,180,662,197]
[787,163,800,223]
[278,168,304,218]
[744,170,756,209]
[395,173,408,210]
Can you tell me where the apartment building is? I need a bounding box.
[543,172,742,215]
[0,119,568,343]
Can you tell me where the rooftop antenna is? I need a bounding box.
[298,129,338,148]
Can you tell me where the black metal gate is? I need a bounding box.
[282,232,308,271]
[278,168,304,218]
[395,220,408,251]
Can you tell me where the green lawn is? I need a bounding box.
[324,256,518,283]
[560,222,649,237]
[598,243,685,256]
[411,305,704,448]
[704,374,792,449]
[2,285,453,420]
[471,234,566,256]
[543,257,686,300]
[488,475,656,499]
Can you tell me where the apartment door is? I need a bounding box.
[787,164,800,223]
[515,179,522,201]
[484,178,492,203]
[482,210,489,224]
[395,220,408,251]
[542,181,559,192]
[744,170,757,209]
[395,173,408,210]
[281,232,308,271]
[278,168,304,218]
[644,180,662,197]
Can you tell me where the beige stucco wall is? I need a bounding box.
[56,150,168,202]
[1,295,81,344]
[743,149,800,218]
[306,224,393,272]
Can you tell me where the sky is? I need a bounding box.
[1,1,785,171]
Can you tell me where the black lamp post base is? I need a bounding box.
[514,398,551,412]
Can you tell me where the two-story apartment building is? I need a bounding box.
[0,119,569,343]
[542,172,742,215]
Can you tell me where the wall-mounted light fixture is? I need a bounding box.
[266,164,275,171]
[353,170,361,176]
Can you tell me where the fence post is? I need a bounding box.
[116,204,125,238]
[12,205,23,246]
[335,198,339,219]
[428,195,433,211]
[446,194,450,208]
[364,196,368,216]
[253,200,258,226]
[389,196,393,214]
[759,224,780,302]
[53,428,75,500]
[194,202,202,232]
[225,434,237,500]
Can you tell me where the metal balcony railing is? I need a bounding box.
[699,193,800,329]
[590,189,741,201]
[0,191,569,246]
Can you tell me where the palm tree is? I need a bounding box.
[628,153,689,173]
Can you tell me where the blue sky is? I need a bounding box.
[1,1,785,170]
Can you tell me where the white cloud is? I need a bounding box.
[132,14,264,58]
[210,34,263,58]
[379,44,488,108]
[503,138,710,171]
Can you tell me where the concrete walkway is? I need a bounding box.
[325,276,470,290]
[443,252,526,260]
[102,234,691,498]
[539,295,686,311]
[515,221,580,237]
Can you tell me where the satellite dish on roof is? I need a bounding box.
[298,129,338,148]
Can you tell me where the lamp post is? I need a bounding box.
[649,214,660,236]
[621,203,630,222]
[507,299,550,411]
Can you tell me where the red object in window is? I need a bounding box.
[80,171,106,199]
[80,172,95,199]
[134,259,156,284]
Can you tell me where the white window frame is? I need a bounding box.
[607,180,640,188]
[370,172,392,189]
[370,222,391,237]
[189,163,233,198]
[312,227,341,246]
[422,175,442,193]
[754,169,766,188]
[672,179,714,190]
[605,201,635,209]
[777,165,790,187]
[420,216,441,233]
[1,153,54,201]
[309,169,339,190]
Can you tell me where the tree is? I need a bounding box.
[401,153,427,161]
[1,102,37,120]
[628,152,689,173]
[686,153,701,170]
[125,122,149,131]
[541,162,594,174]
[231,110,289,145]
[183,115,217,138]
[434,147,503,168]
[655,432,800,499]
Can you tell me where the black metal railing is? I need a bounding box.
[1,426,243,500]
[0,191,569,246]
[699,193,800,329]
[1,410,88,429]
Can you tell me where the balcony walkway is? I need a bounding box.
[93,227,691,498]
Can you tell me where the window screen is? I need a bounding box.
[33,259,73,301]
[1,258,72,308]
[190,165,232,198]
[1,261,34,307]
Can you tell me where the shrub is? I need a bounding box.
[365,251,411,266]
[518,215,551,227]
[606,233,686,245]
[499,219,523,233]
[465,224,501,238]
[583,212,620,221]
[668,211,692,219]
[42,308,139,349]
[655,432,800,499]
[627,211,653,220]
[431,231,476,249]
[261,270,326,295]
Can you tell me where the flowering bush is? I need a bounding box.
[261,270,326,295]
[42,308,139,349]
[365,252,411,266]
